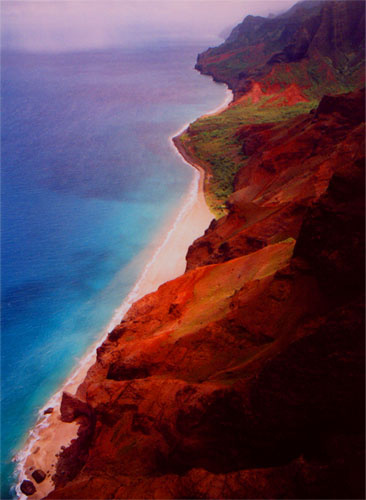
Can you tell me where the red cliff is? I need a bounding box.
[46,88,365,499]
[42,2,365,497]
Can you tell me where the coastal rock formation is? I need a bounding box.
[46,88,365,499]
[51,392,96,487]
[60,392,94,423]
[45,2,364,498]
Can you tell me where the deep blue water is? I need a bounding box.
[1,42,226,497]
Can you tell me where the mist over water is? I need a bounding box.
[2,0,296,53]
[1,1,295,498]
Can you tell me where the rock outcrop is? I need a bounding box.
[51,392,96,488]
[32,469,46,484]
[20,480,36,496]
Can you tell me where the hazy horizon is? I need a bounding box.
[2,0,297,53]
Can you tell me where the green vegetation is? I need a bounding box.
[191,0,364,218]
[205,55,249,83]
[183,97,316,217]
[263,56,356,100]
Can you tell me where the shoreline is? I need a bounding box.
[14,84,232,500]
[172,87,233,211]
[13,89,232,499]
[14,166,213,500]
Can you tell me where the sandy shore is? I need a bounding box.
[14,126,215,500]
[15,81,233,499]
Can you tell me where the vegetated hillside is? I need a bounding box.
[196,0,365,100]
[38,2,365,499]
[46,88,365,500]
[184,89,365,271]
[187,0,365,215]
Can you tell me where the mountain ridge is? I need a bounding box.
[196,0,365,101]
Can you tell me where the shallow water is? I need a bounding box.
[1,39,227,498]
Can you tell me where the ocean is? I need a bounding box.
[1,32,228,500]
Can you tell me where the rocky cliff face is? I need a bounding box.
[46,88,365,499]
[196,0,365,100]
[174,1,365,216]
[45,2,365,498]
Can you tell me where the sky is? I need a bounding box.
[2,0,297,52]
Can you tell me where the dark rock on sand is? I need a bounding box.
[32,469,46,483]
[20,480,36,496]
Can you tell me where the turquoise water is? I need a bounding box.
[1,37,227,499]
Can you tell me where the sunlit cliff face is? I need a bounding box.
[2,0,295,53]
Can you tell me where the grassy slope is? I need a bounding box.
[180,97,316,216]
